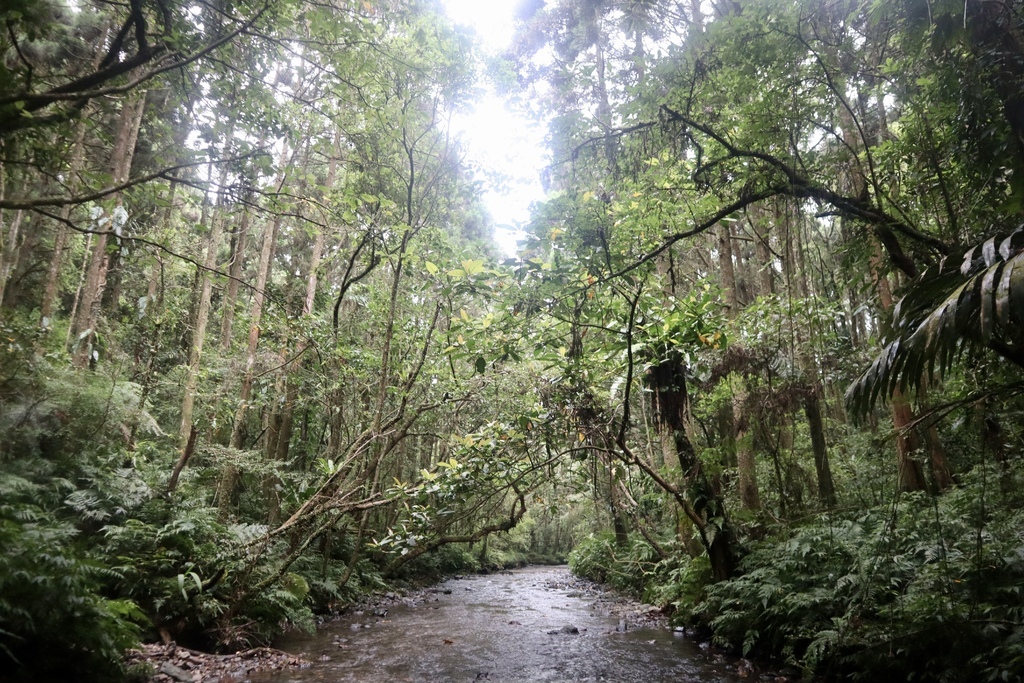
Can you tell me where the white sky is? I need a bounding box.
[441,0,548,256]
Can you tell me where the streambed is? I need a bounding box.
[245,565,758,682]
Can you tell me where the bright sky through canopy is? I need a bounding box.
[440,0,548,255]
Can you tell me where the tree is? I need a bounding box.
[0,0,273,136]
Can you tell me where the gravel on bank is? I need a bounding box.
[125,642,307,683]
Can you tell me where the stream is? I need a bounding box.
[245,565,754,683]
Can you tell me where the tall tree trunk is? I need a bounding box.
[718,223,738,314]
[608,451,629,547]
[219,205,251,351]
[732,376,761,511]
[217,208,281,516]
[918,384,956,491]
[71,92,146,367]
[751,211,774,297]
[272,217,324,468]
[177,155,232,454]
[591,4,617,173]
[871,247,927,492]
[839,79,932,493]
[649,356,738,581]
[0,209,24,307]
[803,388,837,506]
[40,120,90,325]
[265,136,334,526]
[784,201,837,507]
[732,214,765,511]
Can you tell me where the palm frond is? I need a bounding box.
[847,226,1024,416]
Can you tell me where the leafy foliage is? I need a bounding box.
[697,465,1024,681]
[569,533,664,595]
[0,476,142,682]
[2,0,1024,679]
[848,227,1024,415]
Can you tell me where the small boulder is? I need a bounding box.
[158,662,195,683]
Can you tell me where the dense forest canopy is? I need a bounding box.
[1,0,1022,680]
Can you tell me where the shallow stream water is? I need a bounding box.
[245,565,750,683]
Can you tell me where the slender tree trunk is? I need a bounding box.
[783,201,837,507]
[219,205,251,351]
[66,233,92,350]
[40,121,90,325]
[714,221,740,487]
[871,247,927,492]
[804,389,837,506]
[649,356,738,581]
[751,211,774,297]
[265,137,333,525]
[4,217,42,308]
[272,223,324,468]
[217,212,280,515]
[609,451,629,547]
[732,214,765,511]
[918,383,956,490]
[591,5,617,173]
[177,155,232,453]
[733,377,761,511]
[839,79,932,492]
[0,209,24,307]
[718,223,737,314]
[71,92,146,367]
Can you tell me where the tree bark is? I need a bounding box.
[649,355,738,581]
[219,204,251,351]
[177,154,232,454]
[734,398,761,511]
[718,223,737,314]
[804,388,837,506]
[40,120,90,324]
[871,247,927,492]
[217,208,281,516]
[71,92,146,367]
[0,209,24,307]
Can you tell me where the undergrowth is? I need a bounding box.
[569,464,1024,682]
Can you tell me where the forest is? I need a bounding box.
[1,0,1022,680]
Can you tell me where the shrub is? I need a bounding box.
[695,464,1024,681]
[569,533,664,594]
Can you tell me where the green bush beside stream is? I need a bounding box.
[570,464,1024,682]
